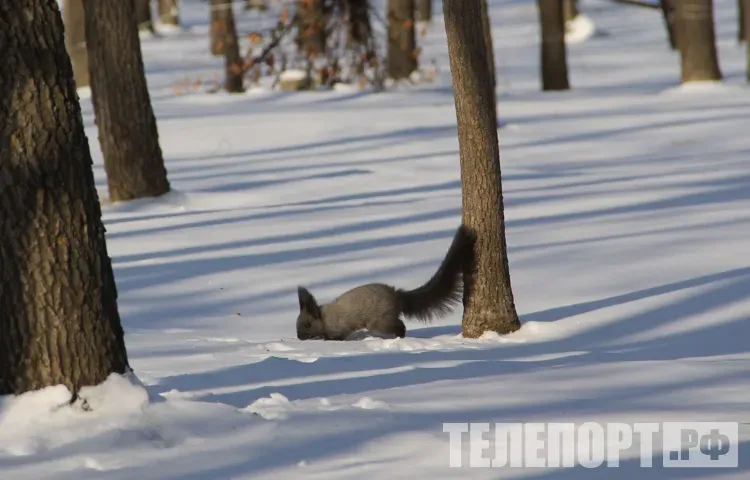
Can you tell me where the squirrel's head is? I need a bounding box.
[296,286,325,340]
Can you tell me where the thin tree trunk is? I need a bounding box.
[211,0,245,92]
[158,0,179,26]
[84,0,171,202]
[675,0,722,83]
[63,0,89,88]
[537,0,570,91]
[347,0,372,47]
[442,0,521,338]
[135,0,155,33]
[296,0,328,57]
[563,0,579,22]
[417,0,432,22]
[740,0,747,42]
[743,0,750,80]
[0,0,129,396]
[245,0,268,11]
[387,0,417,79]
[661,0,678,49]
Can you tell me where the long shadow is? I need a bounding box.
[146,266,750,405]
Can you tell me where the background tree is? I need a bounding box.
[0,0,130,396]
[674,0,722,83]
[417,0,432,23]
[347,0,372,47]
[211,0,245,92]
[740,0,746,42]
[84,0,171,202]
[296,0,328,58]
[158,0,180,26]
[136,0,156,33]
[537,0,570,91]
[660,0,677,50]
[743,0,750,80]
[63,0,89,88]
[442,0,521,338]
[245,0,269,11]
[387,0,417,80]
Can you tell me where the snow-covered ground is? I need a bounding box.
[2,0,750,478]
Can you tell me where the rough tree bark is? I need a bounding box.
[442,0,521,338]
[674,0,722,83]
[563,0,579,22]
[135,0,155,33]
[84,0,171,202]
[387,0,417,79]
[481,0,496,94]
[296,0,328,57]
[537,0,570,91]
[0,0,129,396]
[245,0,268,11]
[158,0,179,26]
[63,0,89,88]
[211,0,245,92]
[417,0,432,22]
[660,0,678,49]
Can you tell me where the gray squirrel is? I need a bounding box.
[295,225,473,340]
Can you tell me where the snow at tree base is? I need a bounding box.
[2,0,750,478]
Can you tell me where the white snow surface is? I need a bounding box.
[3,0,750,478]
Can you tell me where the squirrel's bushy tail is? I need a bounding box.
[396,225,474,323]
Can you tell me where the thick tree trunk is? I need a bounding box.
[481,0,496,94]
[537,0,570,91]
[675,0,722,83]
[84,0,171,202]
[211,0,245,92]
[387,0,417,80]
[158,0,179,26]
[417,0,432,22]
[347,0,372,47]
[0,0,129,396]
[442,0,521,338]
[660,0,678,49]
[245,0,268,11]
[135,0,155,33]
[296,0,328,57]
[563,0,578,22]
[63,0,89,88]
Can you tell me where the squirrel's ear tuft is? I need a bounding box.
[297,286,321,319]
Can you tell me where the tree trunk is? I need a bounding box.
[63,0,89,88]
[743,0,750,80]
[481,0,496,94]
[296,0,328,58]
[660,0,678,50]
[347,0,372,47]
[740,0,747,42]
[0,0,129,396]
[135,0,155,33]
[245,0,268,11]
[387,0,417,80]
[674,0,722,83]
[563,0,578,22]
[537,0,570,91]
[84,0,171,202]
[211,0,245,92]
[158,0,179,26]
[442,0,521,338]
[417,0,432,22]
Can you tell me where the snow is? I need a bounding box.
[4,0,750,478]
